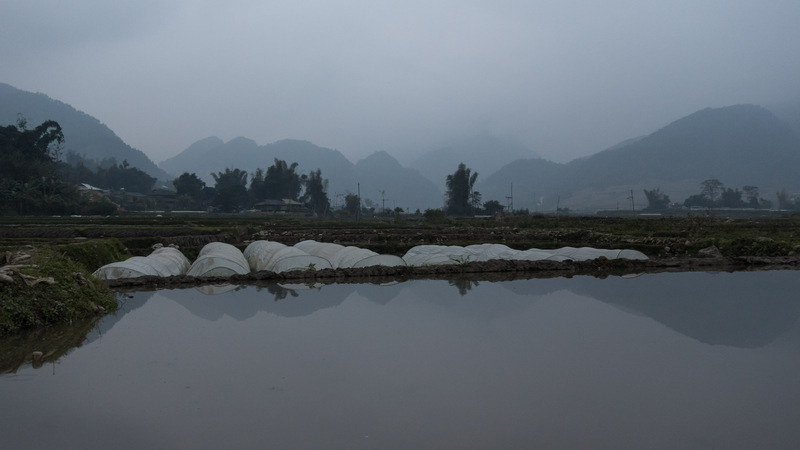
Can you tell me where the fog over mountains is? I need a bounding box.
[2,82,800,212]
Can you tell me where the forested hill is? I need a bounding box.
[0,83,169,181]
[478,104,800,211]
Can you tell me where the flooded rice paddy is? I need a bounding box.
[2,270,800,449]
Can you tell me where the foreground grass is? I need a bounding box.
[0,241,128,336]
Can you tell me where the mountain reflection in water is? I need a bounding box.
[2,270,799,449]
[141,271,800,348]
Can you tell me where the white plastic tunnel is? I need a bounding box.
[93,246,191,280]
[401,244,648,266]
[244,240,332,273]
[294,240,406,269]
[186,242,250,277]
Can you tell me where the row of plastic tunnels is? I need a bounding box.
[92,240,648,280]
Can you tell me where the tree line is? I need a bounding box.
[644,178,798,212]
[0,118,120,215]
[174,161,331,216]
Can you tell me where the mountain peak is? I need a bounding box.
[356,151,402,169]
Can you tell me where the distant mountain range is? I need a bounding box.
[479,104,800,211]
[0,83,170,181]
[3,82,799,212]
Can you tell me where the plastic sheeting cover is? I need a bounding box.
[187,242,250,277]
[244,240,332,273]
[243,241,290,272]
[294,240,406,269]
[93,247,191,280]
[402,244,648,266]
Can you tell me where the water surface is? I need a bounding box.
[2,271,800,449]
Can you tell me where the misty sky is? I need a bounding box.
[2,0,799,164]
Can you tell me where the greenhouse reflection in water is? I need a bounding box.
[2,270,800,449]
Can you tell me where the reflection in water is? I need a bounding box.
[564,272,800,347]
[449,278,480,295]
[266,283,299,300]
[0,318,100,374]
[2,271,800,449]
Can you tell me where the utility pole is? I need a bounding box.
[505,183,514,214]
[379,189,386,214]
[357,183,361,221]
[628,189,636,216]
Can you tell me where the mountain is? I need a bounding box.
[354,151,442,211]
[0,82,170,181]
[767,99,800,136]
[478,104,800,211]
[409,134,539,190]
[477,157,567,212]
[161,139,443,211]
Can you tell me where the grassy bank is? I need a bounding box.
[0,240,129,336]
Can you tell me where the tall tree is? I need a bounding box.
[742,185,761,208]
[343,193,360,216]
[700,178,724,203]
[643,188,671,211]
[212,168,250,212]
[776,189,794,210]
[719,188,745,208]
[0,119,114,215]
[301,169,330,217]
[250,160,302,202]
[173,172,208,209]
[0,119,64,182]
[445,163,478,216]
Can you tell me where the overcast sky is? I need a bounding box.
[2,0,799,164]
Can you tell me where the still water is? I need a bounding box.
[2,271,800,449]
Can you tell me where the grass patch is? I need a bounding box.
[0,245,119,336]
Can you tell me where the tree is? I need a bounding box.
[93,162,156,193]
[173,172,207,209]
[250,159,302,201]
[719,188,745,208]
[701,178,724,204]
[471,191,483,213]
[1,119,64,182]
[643,188,671,211]
[445,163,478,216]
[743,185,760,208]
[483,199,505,215]
[0,119,119,215]
[684,194,715,209]
[776,189,794,210]
[343,193,360,216]
[301,169,330,216]
[212,168,249,212]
